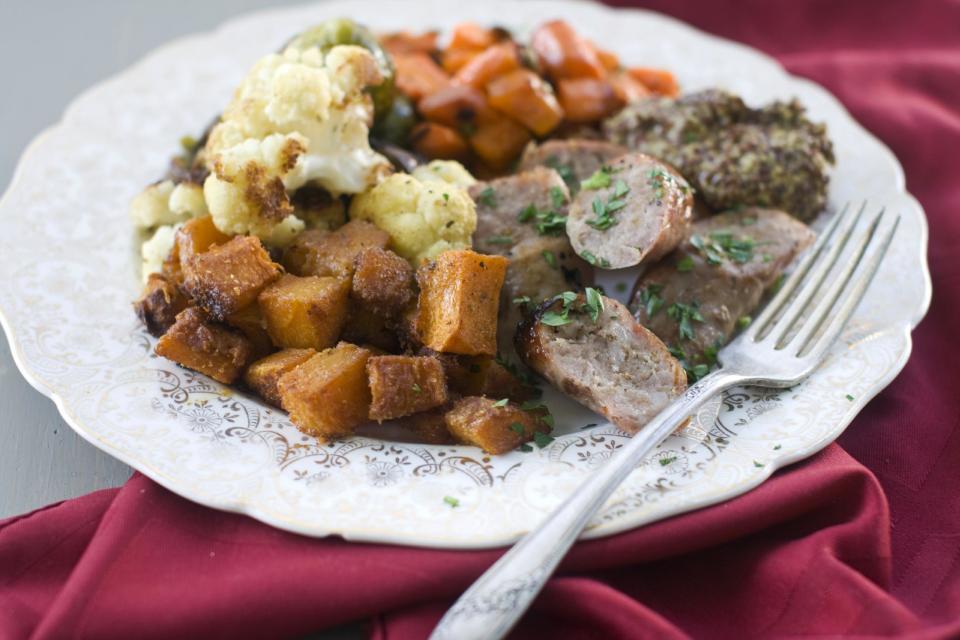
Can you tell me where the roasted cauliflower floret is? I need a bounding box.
[140,223,180,281]
[412,160,477,189]
[130,181,208,229]
[202,44,393,242]
[348,161,477,265]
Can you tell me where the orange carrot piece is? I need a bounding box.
[610,71,651,104]
[453,42,521,90]
[380,31,439,56]
[394,53,450,101]
[418,84,496,130]
[626,67,680,97]
[449,22,495,50]
[556,77,624,122]
[530,20,606,80]
[442,47,482,74]
[593,46,620,72]
[409,122,470,161]
[469,116,531,170]
[486,69,564,137]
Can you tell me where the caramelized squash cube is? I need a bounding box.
[243,348,316,407]
[277,343,372,440]
[395,408,456,444]
[258,274,350,349]
[351,247,415,317]
[135,273,188,336]
[183,235,281,321]
[282,220,390,279]
[367,355,448,421]
[416,250,509,355]
[176,215,232,273]
[225,302,275,360]
[444,396,549,454]
[155,307,251,384]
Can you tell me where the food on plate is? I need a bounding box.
[367,354,448,420]
[630,208,816,374]
[604,89,834,220]
[565,153,693,269]
[415,249,509,355]
[277,342,373,439]
[156,308,252,384]
[243,348,317,407]
[132,17,834,454]
[517,290,686,432]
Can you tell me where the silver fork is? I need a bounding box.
[431,203,900,640]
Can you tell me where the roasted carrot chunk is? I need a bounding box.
[156,308,251,384]
[416,250,509,356]
[258,274,350,350]
[441,47,482,75]
[486,68,565,136]
[418,84,496,130]
[380,30,439,56]
[394,52,450,101]
[367,355,448,421]
[135,273,189,337]
[282,220,390,279]
[626,67,680,97]
[448,22,495,50]
[183,235,282,321]
[610,70,651,104]
[243,348,316,408]
[531,20,606,80]
[277,343,372,440]
[469,116,532,170]
[408,122,471,161]
[453,42,521,89]
[556,77,624,123]
[593,46,620,72]
[444,397,549,454]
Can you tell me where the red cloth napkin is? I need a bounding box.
[3,1,959,638]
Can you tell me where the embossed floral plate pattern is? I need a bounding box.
[0,0,930,548]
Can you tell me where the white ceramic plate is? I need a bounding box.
[0,0,930,548]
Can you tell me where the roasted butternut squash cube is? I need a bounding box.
[416,250,509,355]
[277,343,373,440]
[444,396,549,454]
[183,235,281,321]
[155,307,251,384]
[437,354,534,402]
[395,408,456,444]
[225,302,275,360]
[366,355,448,421]
[341,304,401,353]
[176,215,232,273]
[243,348,316,407]
[135,273,188,337]
[351,247,415,317]
[282,220,390,279]
[258,274,350,349]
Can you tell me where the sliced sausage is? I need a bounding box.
[516,292,686,433]
[518,138,628,192]
[566,153,693,269]
[630,208,816,365]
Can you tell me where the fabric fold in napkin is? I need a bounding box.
[2,0,960,637]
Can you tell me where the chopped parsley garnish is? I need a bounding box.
[487,234,514,245]
[542,250,557,268]
[443,496,460,508]
[690,232,755,265]
[180,135,197,151]
[512,295,532,308]
[519,443,533,452]
[580,423,598,430]
[509,422,526,435]
[587,180,631,231]
[667,301,704,340]
[442,192,450,203]
[676,256,694,272]
[581,166,612,191]
[545,157,576,191]
[492,398,509,408]
[846,394,855,401]
[584,287,604,322]
[637,284,664,317]
[581,250,611,268]
[774,444,782,450]
[550,186,567,209]
[703,342,720,366]
[533,432,555,448]
[411,383,421,394]
[518,203,567,236]
[753,460,764,468]
[771,273,786,294]
[659,456,677,466]
[476,187,497,207]
[647,167,668,200]
[540,288,604,326]
[737,315,752,330]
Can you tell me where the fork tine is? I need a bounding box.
[749,202,853,338]
[798,214,900,360]
[767,202,867,346]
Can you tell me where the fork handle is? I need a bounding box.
[430,369,749,640]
